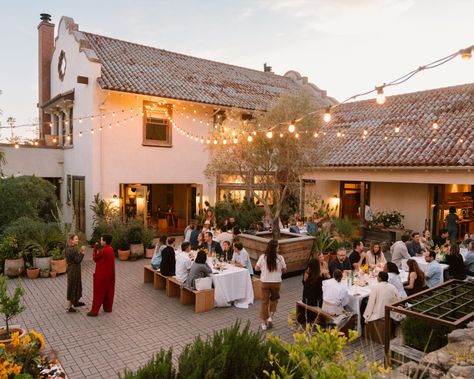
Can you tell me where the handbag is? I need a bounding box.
[195,276,213,290]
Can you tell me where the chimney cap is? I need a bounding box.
[40,13,52,22]
[263,63,273,73]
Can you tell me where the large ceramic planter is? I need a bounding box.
[33,256,52,271]
[235,232,315,274]
[118,249,130,261]
[145,248,154,259]
[130,243,144,258]
[51,258,67,274]
[4,258,25,277]
[27,268,40,279]
[0,327,27,351]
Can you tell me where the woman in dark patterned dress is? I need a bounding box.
[66,234,86,313]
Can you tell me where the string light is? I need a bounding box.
[363,129,368,136]
[376,86,386,105]
[279,133,284,138]
[52,137,57,143]
[14,143,19,149]
[233,138,238,144]
[395,126,400,133]
[323,108,331,123]
[432,122,439,129]
[79,131,83,137]
[460,47,472,60]
[336,132,342,137]
[313,132,318,138]
[247,135,253,142]
[266,131,273,139]
[288,121,296,133]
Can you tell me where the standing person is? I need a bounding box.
[444,244,467,280]
[425,251,443,288]
[88,234,115,317]
[445,207,460,245]
[318,254,331,279]
[390,235,411,268]
[184,221,195,243]
[302,258,323,307]
[255,239,287,331]
[65,233,86,313]
[160,237,176,276]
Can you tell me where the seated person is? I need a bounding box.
[256,221,266,232]
[288,218,300,234]
[160,237,176,276]
[318,254,331,279]
[404,259,426,296]
[189,225,202,250]
[215,225,234,249]
[425,250,443,287]
[175,241,192,282]
[184,250,212,290]
[465,241,474,276]
[433,229,449,249]
[407,232,423,257]
[363,271,400,323]
[445,244,466,280]
[306,217,318,235]
[222,240,233,262]
[385,262,407,299]
[365,242,387,269]
[231,242,254,275]
[349,241,366,270]
[390,235,411,268]
[150,235,167,270]
[329,248,352,277]
[203,232,223,259]
[322,269,349,316]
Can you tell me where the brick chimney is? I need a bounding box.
[38,13,55,139]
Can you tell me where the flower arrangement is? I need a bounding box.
[370,210,405,229]
[360,263,369,273]
[0,330,44,377]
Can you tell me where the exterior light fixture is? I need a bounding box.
[460,47,472,60]
[376,86,386,105]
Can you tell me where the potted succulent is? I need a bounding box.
[128,221,145,258]
[40,268,50,278]
[0,236,25,277]
[25,263,40,279]
[50,247,67,274]
[0,275,26,344]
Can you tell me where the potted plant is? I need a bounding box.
[27,222,63,271]
[127,220,145,258]
[0,275,26,344]
[50,247,67,274]
[0,236,25,277]
[50,270,57,278]
[130,252,138,261]
[143,226,156,259]
[116,234,131,261]
[26,263,40,279]
[40,268,50,278]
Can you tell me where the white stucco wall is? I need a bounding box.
[304,180,340,217]
[1,145,63,178]
[370,182,429,232]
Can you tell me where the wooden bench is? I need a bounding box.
[143,265,167,289]
[295,301,357,337]
[252,277,261,300]
[180,287,215,313]
[166,277,182,298]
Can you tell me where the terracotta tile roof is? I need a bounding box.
[316,83,474,167]
[81,32,335,111]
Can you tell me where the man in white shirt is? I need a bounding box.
[175,242,192,282]
[364,271,400,322]
[391,235,411,268]
[425,250,442,288]
[231,242,253,275]
[215,225,234,249]
[322,269,349,316]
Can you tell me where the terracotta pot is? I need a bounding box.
[51,258,67,274]
[4,258,25,277]
[130,243,144,257]
[27,268,40,279]
[145,248,155,259]
[34,256,52,271]
[40,269,50,278]
[118,249,130,261]
[50,271,57,278]
[0,327,27,351]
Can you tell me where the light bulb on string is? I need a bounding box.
[14,143,19,149]
[223,139,227,145]
[53,137,57,143]
[79,131,83,137]
[266,131,273,139]
[314,132,318,138]
[279,133,284,138]
[394,126,400,133]
[460,47,472,60]
[112,112,116,117]
[376,86,386,105]
[288,121,296,133]
[49,122,53,128]
[91,129,95,135]
[363,129,368,136]
[233,138,238,144]
[213,139,218,145]
[336,132,342,137]
[34,141,38,146]
[384,136,388,140]
[91,116,94,121]
[102,114,106,119]
[79,118,82,124]
[459,138,464,143]
[432,122,438,130]
[323,108,331,123]
[247,135,253,142]
[200,138,204,143]
[66,135,71,142]
[109,123,112,129]
[99,126,103,131]
[295,133,299,138]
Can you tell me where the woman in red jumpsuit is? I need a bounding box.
[87,234,115,316]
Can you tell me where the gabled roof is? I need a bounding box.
[316,82,474,167]
[59,17,335,110]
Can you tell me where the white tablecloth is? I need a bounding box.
[401,256,449,273]
[211,264,254,308]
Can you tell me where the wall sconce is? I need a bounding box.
[113,194,118,199]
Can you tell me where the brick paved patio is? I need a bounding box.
[10,250,383,378]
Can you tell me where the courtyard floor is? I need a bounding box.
[11,249,383,378]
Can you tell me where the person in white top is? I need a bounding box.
[231,242,254,275]
[363,271,400,323]
[175,242,192,282]
[385,262,407,299]
[390,235,411,268]
[215,225,234,249]
[366,242,387,269]
[255,239,287,331]
[183,221,196,243]
[322,269,349,316]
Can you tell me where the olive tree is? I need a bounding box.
[206,88,324,239]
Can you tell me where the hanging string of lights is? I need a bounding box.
[3,43,472,148]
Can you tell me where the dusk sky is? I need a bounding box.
[0,0,473,139]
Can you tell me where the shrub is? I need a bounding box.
[120,348,175,379]
[0,176,58,234]
[0,275,25,338]
[143,226,155,249]
[0,236,23,260]
[370,210,405,229]
[400,317,450,353]
[213,195,264,231]
[177,321,269,379]
[127,219,145,245]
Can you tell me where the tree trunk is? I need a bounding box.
[272,216,281,239]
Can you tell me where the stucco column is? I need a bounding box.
[57,112,63,146]
[64,107,71,146]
